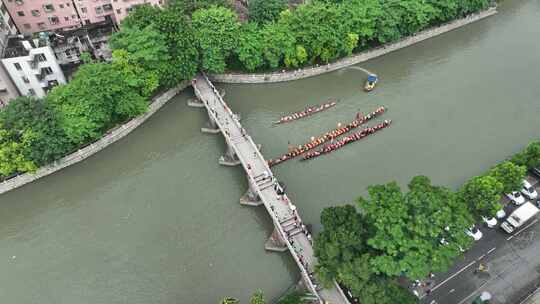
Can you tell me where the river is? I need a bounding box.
[0,1,539,303]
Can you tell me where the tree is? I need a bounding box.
[314,205,369,286]
[109,25,171,87]
[248,0,287,24]
[488,161,526,194]
[427,0,459,23]
[277,292,304,304]
[47,63,147,145]
[278,3,353,63]
[120,4,160,29]
[250,290,266,304]
[460,175,503,217]
[0,129,36,177]
[192,6,240,73]
[169,0,231,15]
[235,23,265,71]
[0,96,72,165]
[359,176,473,279]
[260,21,297,69]
[338,0,383,48]
[117,4,199,85]
[149,8,199,85]
[512,141,540,169]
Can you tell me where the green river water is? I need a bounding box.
[0,1,539,303]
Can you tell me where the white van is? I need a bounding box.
[501,202,540,233]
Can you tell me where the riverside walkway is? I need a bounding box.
[191,73,349,304]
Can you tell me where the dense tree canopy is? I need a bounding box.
[460,175,503,218]
[192,6,240,73]
[488,161,526,194]
[512,141,540,169]
[248,0,287,24]
[0,97,72,165]
[360,176,473,279]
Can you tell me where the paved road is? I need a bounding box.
[419,175,540,304]
[192,74,349,304]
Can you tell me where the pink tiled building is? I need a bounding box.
[3,0,81,33]
[2,0,163,34]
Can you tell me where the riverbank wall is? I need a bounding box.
[0,82,188,195]
[209,7,497,84]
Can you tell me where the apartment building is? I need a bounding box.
[49,20,114,66]
[3,0,81,34]
[2,0,164,34]
[1,35,66,97]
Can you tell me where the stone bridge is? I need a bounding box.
[190,73,350,304]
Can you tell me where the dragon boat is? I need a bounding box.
[302,120,392,161]
[273,99,337,125]
[267,106,387,167]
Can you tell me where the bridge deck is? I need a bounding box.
[192,74,349,304]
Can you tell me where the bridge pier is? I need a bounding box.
[187,97,205,108]
[201,109,220,134]
[265,225,288,252]
[240,178,262,206]
[219,142,241,166]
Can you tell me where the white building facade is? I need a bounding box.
[2,38,66,98]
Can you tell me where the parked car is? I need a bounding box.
[521,180,538,200]
[496,208,506,219]
[466,226,483,241]
[531,166,540,179]
[482,216,497,228]
[506,191,526,205]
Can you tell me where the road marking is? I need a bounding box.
[518,285,540,304]
[456,281,489,304]
[420,261,477,298]
[477,254,485,261]
[487,247,496,254]
[507,218,539,241]
[449,289,455,293]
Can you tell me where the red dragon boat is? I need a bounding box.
[301,120,392,161]
[273,99,338,125]
[267,106,387,167]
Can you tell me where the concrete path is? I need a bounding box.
[192,73,349,304]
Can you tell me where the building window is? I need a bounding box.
[84,19,90,25]
[16,11,25,17]
[23,23,30,29]
[81,7,87,13]
[72,15,76,19]
[64,16,69,21]
[116,9,121,14]
[43,67,53,75]
[28,88,35,96]
[31,9,40,16]
[48,16,59,24]
[43,4,54,12]
[59,4,64,8]
[95,6,103,14]
[14,62,22,70]
[22,76,29,83]
[15,0,24,5]
[37,22,46,29]
[37,54,46,62]
[66,3,70,7]
[103,4,112,11]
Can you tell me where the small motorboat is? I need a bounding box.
[364,74,378,92]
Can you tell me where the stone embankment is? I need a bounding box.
[0,82,188,195]
[209,7,497,84]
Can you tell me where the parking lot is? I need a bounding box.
[418,174,540,304]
